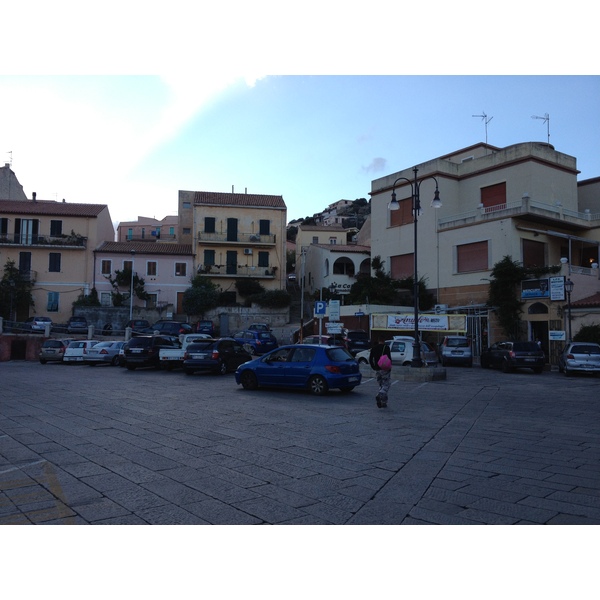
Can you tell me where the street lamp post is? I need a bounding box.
[389,167,442,367]
[129,250,136,321]
[565,278,574,342]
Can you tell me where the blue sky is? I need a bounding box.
[1,2,597,232]
[2,74,598,229]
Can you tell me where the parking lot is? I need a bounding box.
[1,360,599,525]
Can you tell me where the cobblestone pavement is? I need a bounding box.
[1,360,599,525]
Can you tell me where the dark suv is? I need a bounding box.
[480,341,545,374]
[183,338,252,375]
[143,321,193,336]
[342,329,371,356]
[124,335,178,370]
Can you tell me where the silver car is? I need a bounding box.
[558,342,600,377]
[86,341,126,366]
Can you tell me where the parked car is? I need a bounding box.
[63,340,100,363]
[183,338,253,375]
[195,320,215,336]
[23,316,53,333]
[143,320,193,336]
[39,338,72,364]
[235,344,362,396]
[438,335,473,367]
[355,337,438,367]
[159,333,214,370]
[480,341,545,373]
[67,316,89,334]
[558,342,600,377]
[86,341,126,366]
[342,329,372,356]
[123,335,178,370]
[232,330,278,355]
[125,319,151,334]
[300,334,346,348]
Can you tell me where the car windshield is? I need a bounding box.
[447,338,468,347]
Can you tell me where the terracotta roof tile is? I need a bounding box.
[192,191,286,209]
[95,241,193,255]
[571,292,600,308]
[0,199,108,217]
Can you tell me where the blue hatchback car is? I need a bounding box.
[232,330,278,355]
[235,344,362,396]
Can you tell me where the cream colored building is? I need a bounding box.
[0,195,115,324]
[370,142,600,362]
[178,190,287,302]
[116,215,179,242]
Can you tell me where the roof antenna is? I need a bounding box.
[531,113,550,144]
[6,150,12,166]
[472,112,493,145]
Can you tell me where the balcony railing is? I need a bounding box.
[0,234,87,248]
[197,265,278,278]
[438,198,600,232]
[197,232,276,245]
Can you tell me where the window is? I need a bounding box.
[0,217,7,236]
[101,259,112,275]
[204,249,215,266]
[390,254,414,279]
[123,260,133,272]
[522,239,545,269]
[183,228,191,235]
[329,237,337,245]
[50,220,63,236]
[390,197,414,226]
[47,291,59,312]
[175,262,187,277]
[15,218,38,244]
[100,292,112,307]
[205,217,216,233]
[169,227,175,236]
[258,251,269,267]
[127,228,133,240]
[457,241,489,272]
[259,219,270,235]
[141,228,145,239]
[146,294,158,308]
[312,236,319,244]
[147,261,157,276]
[49,252,61,272]
[182,202,191,209]
[481,182,506,210]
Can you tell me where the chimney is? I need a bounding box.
[32,192,37,202]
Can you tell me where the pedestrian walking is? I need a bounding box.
[369,341,392,408]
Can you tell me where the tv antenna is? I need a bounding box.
[531,113,550,144]
[6,150,12,166]
[472,112,493,144]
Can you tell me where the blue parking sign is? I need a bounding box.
[314,301,327,315]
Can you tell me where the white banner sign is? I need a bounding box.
[387,314,449,331]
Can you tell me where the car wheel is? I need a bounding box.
[126,365,136,371]
[533,367,543,374]
[39,359,47,365]
[216,361,227,376]
[240,370,259,390]
[565,368,573,377]
[185,369,195,375]
[358,357,368,365]
[308,375,328,396]
[502,361,512,373]
[111,356,119,366]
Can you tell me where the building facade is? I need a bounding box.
[370,142,600,361]
[0,195,115,325]
[178,190,287,303]
[116,215,179,242]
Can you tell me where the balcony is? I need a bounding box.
[197,265,278,278]
[197,232,276,245]
[438,197,600,232]
[0,233,87,248]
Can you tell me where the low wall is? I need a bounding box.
[0,334,45,362]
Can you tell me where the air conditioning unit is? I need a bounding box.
[434,304,449,314]
[244,248,253,255]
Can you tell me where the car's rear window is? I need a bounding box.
[257,332,273,340]
[128,338,153,348]
[447,338,469,347]
[186,341,216,352]
[513,342,540,351]
[327,347,354,361]
[572,344,600,355]
[43,340,64,348]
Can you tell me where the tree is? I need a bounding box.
[181,275,220,316]
[0,259,35,320]
[105,268,149,307]
[573,323,600,345]
[486,256,525,339]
